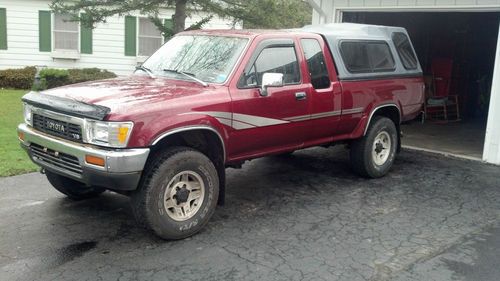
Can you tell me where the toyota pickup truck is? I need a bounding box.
[18,23,424,240]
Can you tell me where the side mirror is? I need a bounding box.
[260,73,284,97]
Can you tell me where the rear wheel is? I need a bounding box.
[45,170,105,200]
[131,146,219,240]
[350,116,398,178]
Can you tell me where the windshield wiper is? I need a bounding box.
[163,69,208,87]
[135,65,156,78]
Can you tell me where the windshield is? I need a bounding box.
[140,35,248,84]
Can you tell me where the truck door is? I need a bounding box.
[298,37,342,143]
[228,38,311,158]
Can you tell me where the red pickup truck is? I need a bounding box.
[18,23,424,239]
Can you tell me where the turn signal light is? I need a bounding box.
[85,155,105,167]
[18,132,25,141]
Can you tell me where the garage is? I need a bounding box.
[308,1,500,164]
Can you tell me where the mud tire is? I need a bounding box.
[131,146,219,240]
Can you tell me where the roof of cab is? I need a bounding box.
[180,28,315,38]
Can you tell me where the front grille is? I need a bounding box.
[33,114,83,143]
[30,143,83,175]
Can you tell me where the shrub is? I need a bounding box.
[68,68,116,84]
[0,67,36,89]
[1,67,117,91]
[39,68,70,89]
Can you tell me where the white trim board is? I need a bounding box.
[332,6,500,23]
[482,21,500,165]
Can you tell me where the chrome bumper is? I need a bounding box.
[17,123,150,190]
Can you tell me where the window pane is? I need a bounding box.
[340,42,371,73]
[138,18,162,56]
[139,18,162,37]
[392,32,418,70]
[143,35,248,83]
[301,39,330,89]
[138,37,163,56]
[54,14,78,32]
[53,14,78,51]
[54,31,78,50]
[367,43,395,72]
[244,46,300,86]
[340,41,395,73]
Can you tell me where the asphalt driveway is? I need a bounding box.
[1,147,499,281]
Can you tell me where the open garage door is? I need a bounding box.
[343,12,500,160]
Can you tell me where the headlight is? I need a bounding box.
[23,103,33,126]
[85,121,133,148]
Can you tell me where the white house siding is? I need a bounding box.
[0,0,238,76]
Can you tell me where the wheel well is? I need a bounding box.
[150,129,225,166]
[148,129,226,205]
[370,105,401,131]
[368,105,402,152]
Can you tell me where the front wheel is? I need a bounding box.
[131,146,219,240]
[350,116,398,178]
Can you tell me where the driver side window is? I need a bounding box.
[240,46,300,88]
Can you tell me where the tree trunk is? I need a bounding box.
[173,0,188,34]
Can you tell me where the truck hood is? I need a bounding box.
[41,75,219,118]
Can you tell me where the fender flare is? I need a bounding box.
[150,125,227,162]
[363,103,402,136]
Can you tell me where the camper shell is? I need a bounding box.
[301,23,422,81]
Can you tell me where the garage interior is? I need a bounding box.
[343,12,500,159]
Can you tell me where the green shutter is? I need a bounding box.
[80,13,92,54]
[0,8,7,50]
[164,18,173,41]
[124,16,136,56]
[39,11,51,52]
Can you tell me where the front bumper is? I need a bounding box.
[17,123,150,190]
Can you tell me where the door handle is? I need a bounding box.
[295,92,307,100]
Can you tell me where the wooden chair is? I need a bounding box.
[424,58,460,122]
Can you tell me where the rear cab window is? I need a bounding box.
[300,38,331,89]
[339,41,395,73]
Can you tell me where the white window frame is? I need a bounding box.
[137,17,164,58]
[52,13,80,59]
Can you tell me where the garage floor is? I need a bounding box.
[401,120,486,159]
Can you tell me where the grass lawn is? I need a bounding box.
[0,89,38,177]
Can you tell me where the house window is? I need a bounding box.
[138,18,162,56]
[53,13,79,51]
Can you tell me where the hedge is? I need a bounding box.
[0,67,37,89]
[0,67,117,90]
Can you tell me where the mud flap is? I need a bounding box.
[397,125,402,153]
[217,164,225,206]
